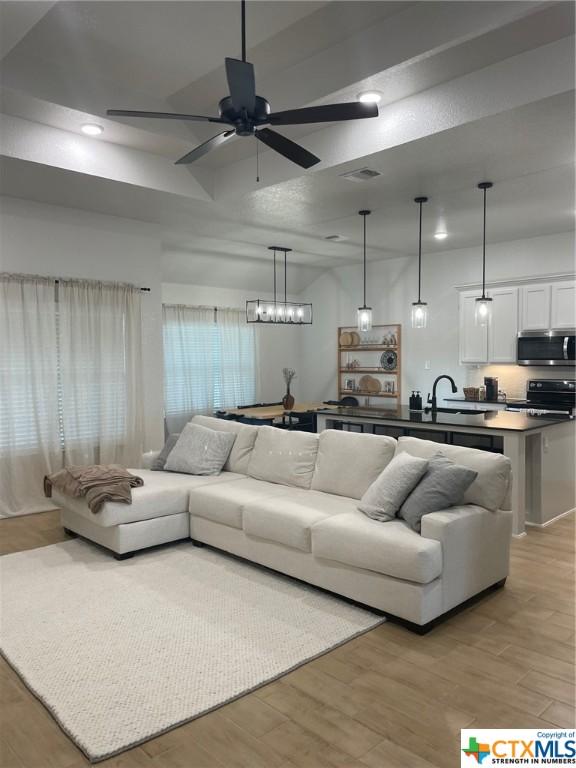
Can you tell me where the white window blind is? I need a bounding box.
[163,304,257,433]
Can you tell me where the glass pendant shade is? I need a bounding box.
[474,296,492,327]
[411,301,428,329]
[357,306,373,332]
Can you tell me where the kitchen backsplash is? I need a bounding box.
[464,365,571,400]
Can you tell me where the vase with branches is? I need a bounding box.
[282,368,296,410]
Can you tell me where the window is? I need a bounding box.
[163,305,257,432]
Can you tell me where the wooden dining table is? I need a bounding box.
[222,402,331,424]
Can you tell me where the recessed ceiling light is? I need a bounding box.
[434,231,448,240]
[81,123,103,136]
[357,91,382,104]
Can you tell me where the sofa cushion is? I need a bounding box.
[243,489,357,552]
[192,415,258,474]
[189,477,294,529]
[312,511,443,584]
[399,455,478,532]
[52,469,244,527]
[358,452,429,522]
[311,430,397,500]
[247,427,319,489]
[395,436,511,512]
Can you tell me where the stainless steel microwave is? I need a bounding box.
[517,330,576,366]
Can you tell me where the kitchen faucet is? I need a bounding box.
[426,375,458,413]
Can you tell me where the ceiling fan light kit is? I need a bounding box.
[357,209,373,333]
[246,247,312,325]
[106,0,378,169]
[411,196,429,329]
[475,181,494,327]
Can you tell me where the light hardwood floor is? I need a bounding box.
[1,511,574,768]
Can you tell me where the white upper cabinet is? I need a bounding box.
[489,287,518,363]
[550,281,576,329]
[520,284,551,331]
[459,290,488,363]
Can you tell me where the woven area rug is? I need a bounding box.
[0,539,383,762]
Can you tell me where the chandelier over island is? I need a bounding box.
[246,246,313,324]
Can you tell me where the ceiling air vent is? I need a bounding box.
[324,234,347,242]
[339,167,381,182]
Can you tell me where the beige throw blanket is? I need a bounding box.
[44,465,144,514]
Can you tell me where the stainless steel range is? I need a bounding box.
[505,379,575,417]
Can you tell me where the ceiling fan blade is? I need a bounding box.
[268,102,378,125]
[225,57,256,114]
[107,109,226,124]
[256,128,320,170]
[175,130,236,165]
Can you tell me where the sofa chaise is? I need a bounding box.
[55,415,513,632]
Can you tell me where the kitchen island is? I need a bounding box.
[316,406,575,536]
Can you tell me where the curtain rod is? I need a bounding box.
[162,303,244,311]
[52,279,150,292]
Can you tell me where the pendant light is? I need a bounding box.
[411,196,428,329]
[475,181,493,326]
[246,247,312,324]
[357,209,372,332]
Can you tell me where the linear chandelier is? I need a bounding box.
[246,246,313,324]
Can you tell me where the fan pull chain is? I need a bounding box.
[256,136,260,183]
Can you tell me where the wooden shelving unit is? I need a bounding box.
[338,324,401,407]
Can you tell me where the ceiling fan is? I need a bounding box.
[107,0,378,169]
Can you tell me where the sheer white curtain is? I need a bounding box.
[163,305,256,434]
[58,280,144,467]
[0,274,145,517]
[0,276,61,516]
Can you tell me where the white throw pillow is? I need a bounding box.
[358,452,428,522]
[164,423,236,476]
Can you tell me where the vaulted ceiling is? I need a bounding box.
[0,0,574,289]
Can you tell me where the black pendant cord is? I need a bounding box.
[359,210,370,308]
[241,0,246,62]
[481,186,487,299]
[478,181,493,300]
[284,251,287,305]
[414,196,427,303]
[273,248,277,306]
[363,214,367,307]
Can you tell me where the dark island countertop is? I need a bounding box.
[316,405,573,433]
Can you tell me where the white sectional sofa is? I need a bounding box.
[56,415,513,632]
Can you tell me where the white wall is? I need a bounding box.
[162,282,304,403]
[0,196,165,449]
[298,231,575,403]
